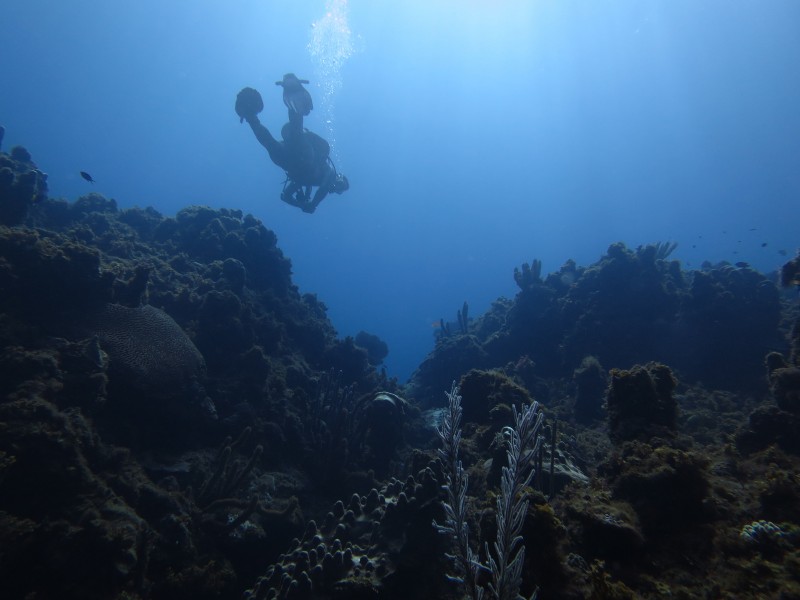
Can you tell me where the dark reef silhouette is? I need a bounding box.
[1,143,800,599]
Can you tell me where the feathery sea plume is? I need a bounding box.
[485,401,544,600]
[433,381,485,599]
[434,381,544,600]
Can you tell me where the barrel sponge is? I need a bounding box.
[94,304,206,394]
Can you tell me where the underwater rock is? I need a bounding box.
[558,242,683,373]
[606,362,678,443]
[0,391,149,599]
[605,442,711,537]
[737,404,800,455]
[780,253,800,289]
[766,318,800,415]
[573,356,608,424]
[354,330,389,366]
[501,275,562,372]
[563,493,645,562]
[323,336,372,385]
[406,336,490,408]
[408,242,785,405]
[768,363,800,414]
[681,262,782,389]
[0,226,113,323]
[195,289,251,369]
[0,147,48,225]
[458,368,533,425]
[72,192,117,216]
[154,205,293,296]
[738,347,800,454]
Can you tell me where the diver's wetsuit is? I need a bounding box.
[245,108,336,211]
[246,110,309,177]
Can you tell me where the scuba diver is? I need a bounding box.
[236,74,349,214]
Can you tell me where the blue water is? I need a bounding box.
[2,0,799,382]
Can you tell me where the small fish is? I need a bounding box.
[80,171,95,183]
[761,242,768,247]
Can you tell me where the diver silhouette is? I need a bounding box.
[236,75,348,214]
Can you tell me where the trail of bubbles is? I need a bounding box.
[308,0,355,163]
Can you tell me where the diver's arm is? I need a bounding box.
[246,115,280,153]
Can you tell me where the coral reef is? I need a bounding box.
[354,331,389,366]
[243,468,445,600]
[606,362,678,443]
[0,144,395,599]
[408,242,783,401]
[572,356,607,424]
[736,319,800,455]
[0,145,48,225]
[92,303,207,396]
[1,142,799,599]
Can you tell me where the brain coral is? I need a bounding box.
[94,304,206,397]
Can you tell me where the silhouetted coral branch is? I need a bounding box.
[513,259,542,290]
[458,301,470,335]
[636,241,678,261]
[197,426,263,508]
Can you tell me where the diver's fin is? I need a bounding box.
[276,73,313,116]
[284,88,313,116]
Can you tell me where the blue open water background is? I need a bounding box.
[1,0,798,381]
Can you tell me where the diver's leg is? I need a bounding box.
[281,180,302,203]
[281,110,304,147]
[302,187,328,213]
[287,109,304,133]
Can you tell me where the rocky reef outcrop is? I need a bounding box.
[407,242,785,406]
[0,144,404,599]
